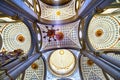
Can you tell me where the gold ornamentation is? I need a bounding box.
[56,11,61,16]
[95,29,103,37]
[17,34,25,43]
[87,59,94,66]
[31,63,38,70]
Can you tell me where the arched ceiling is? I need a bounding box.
[24,0,79,24]
[40,0,71,6]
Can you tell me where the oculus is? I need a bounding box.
[48,49,76,76]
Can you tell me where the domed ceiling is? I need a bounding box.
[24,0,81,24]
[0,0,120,80]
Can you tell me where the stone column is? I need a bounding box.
[82,51,120,80]
[4,53,40,80]
[100,54,120,67]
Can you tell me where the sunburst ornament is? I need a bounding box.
[87,59,94,66]
[42,25,59,42]
[16,34,25,43]
[55,31,64,41]
[31,63,39,70]
[95,29,103,37]
[56,10,61,16]
[59,50,64,55]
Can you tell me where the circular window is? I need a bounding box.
[48,49,76,76]
[2,22,31,54]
